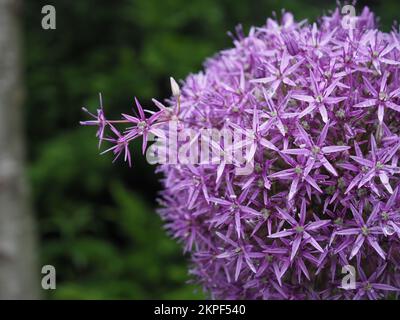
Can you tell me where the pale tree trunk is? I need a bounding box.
[0,0,39,299]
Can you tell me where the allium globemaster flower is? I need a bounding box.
[353,72,400,123]
[81,6,400,299]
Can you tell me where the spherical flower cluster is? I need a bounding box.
[81,7,400,299]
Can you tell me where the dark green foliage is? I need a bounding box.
[24,0,400,299]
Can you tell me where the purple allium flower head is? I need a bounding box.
[81,7,400,299]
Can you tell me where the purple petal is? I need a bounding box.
[322,145,351,154]
[291,235,302,261]
[367,237,386,260]
[269,229,296,239]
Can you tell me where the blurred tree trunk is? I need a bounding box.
[0,0,39,299]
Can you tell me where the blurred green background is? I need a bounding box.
[23,0,399,299]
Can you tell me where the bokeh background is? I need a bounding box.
[4,0,397,299]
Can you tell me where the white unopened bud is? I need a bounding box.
[170,77,180,97]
